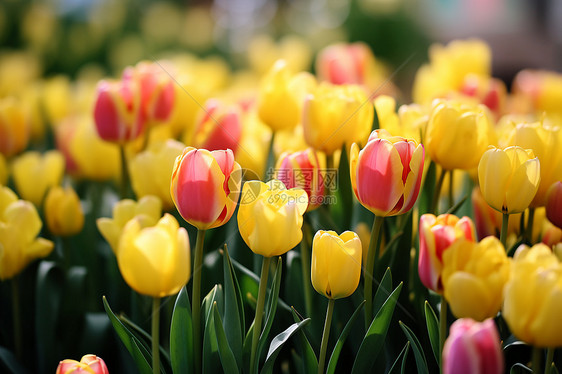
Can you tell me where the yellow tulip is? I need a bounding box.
[129,139,184,210]
[478,146,540,214]
[503,243,562,347]
[425,99,495,170]
[117,213,190,297]
[0,97,30,157]
[374,95,426,143]
[237,180,308,257]
[441,236,510,321]
[12,150,65,206]
[0,186,54,280]
[311,230,362,299]
[97,195,162,253]
[302,82,373,155]
[44,186,84,237]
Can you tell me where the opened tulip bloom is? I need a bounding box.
[56,354,109,374]
[238,179,308,257]
[443,318,503,374]
[418,213,476,293]
[441,237,510,321]
[171,147,241,230]
[44,186,84,237]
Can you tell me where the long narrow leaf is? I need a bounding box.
[372,268,393,318]
[261,319,311,374]
[258,257,283,360]
[202,286,222,374]
[213,303,240,374]
[0,346,28,374]
[326,300,365,374]
[399,321,429,374]
[222,244,244,367]
[291,307,318,374]
[170,287,193,374]
[424,301,439,365]
[388,342,410,374]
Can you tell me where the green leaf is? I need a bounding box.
[424,301,439,364]
[333,142,354,230]
[222,244,244,367]
[291,307,318,374]
[213,303,240,374]
[326,300,365,374]
[170,287,193,374]
[372,267,393,317]
[260,319,311,374]
[202,286,222,374]
[257,257,283,360]
[399,321,429,374]
[351,282,403,374]
[102,296,153,374]
[446,194,468,215]
[0,346,27,374]
[419,160,436,216]
[387,342,410,374]
[510,363,532,373]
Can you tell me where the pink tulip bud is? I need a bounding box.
[316,42,371,85]
[193,99,242,154]
[56,354,109,374]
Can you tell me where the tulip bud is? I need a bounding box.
[192,99,242,154]
[12,150,65,207]
[44,186,84,237]
[478,146,541,214]
[316,42,372,86]
[171,147,241,230]
[418,213,475,293]
[350,129,424,217]
[443,318,504,374]
[546,181,562,229]
[0,97,30,157]
[56,354,109,374]
[460,74,506,117]
[311,230,362,299]
[442,237,510,321]
[237,180,308,257]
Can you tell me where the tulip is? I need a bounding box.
[442,318,504,374]
[441,237,510,321]
[237,179,308,257]
[12,150,65,207]
[542,220,562,248]
[171,147,241,230]
[311,230,362,300]
[56,354,109,374]
[192,99,242,154]
[546,182,562,229]
[0,186,54,280]
[350,129,424,217]
[425,99,495,171]
[503,243,562,347]
[459,74,506,117]
[129,139,185,210]
[0,154,7,185]
[236,110,271,180]
[418,213,476,293]
[0,97,30,157]
[44,186,84,237]
[374,95,426,143]
[275,148,326,211]
[97,195,162,253]
[303,82,373,155]
[248,34,312,76]
[512,69,562,117]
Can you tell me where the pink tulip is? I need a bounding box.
[443,319,504,374]
[316,42,371,85]
[349,129,424,217]
[170,147,242,230]
[56,354,109,374]
[192,99,242,154]
[418,213,475,293]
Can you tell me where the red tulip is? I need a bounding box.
[546,181,562,229]
[192,99,242,154]
[56,354,109,374]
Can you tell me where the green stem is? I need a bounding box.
[533,346,542,373]
[500,213,509,249]
[526,207,536,243]
[439,296,448,371]
[192,229,206,374]
[250,256,272,374]
[431,167,447,215]
[11,278,22,361]
[152,297,161,374]
[448,170,454,210]
[545,348,554,374]
[264,131,276,181]
[300,221,313,318]
[318,298,335,374]
[120,145,130,199]
[364,215,384,331]
[62,237,71,271]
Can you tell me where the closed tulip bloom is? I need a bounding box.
[418,213,476,293]
[425,100,495,170]
[441,237,510,320]
[97,195,162,253]
[303,82,373,155]
[478,146,540,214]
[0,187,54,280]
[12,150,65,206]
[374,95,426,143]
[0,97,30,157]
[238,180,308,257]
[56,354,109,374]
[129,139,185,210]
[275,148,325,211]
[350,129,424,217]
[171,147,241,230]
[503,243,562,347]
[443,318,504,374]
[311,230,362,299]
[44,186,84,237]
[192,99,242,154]
[546,181,562,229]
[117,213,189,297]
